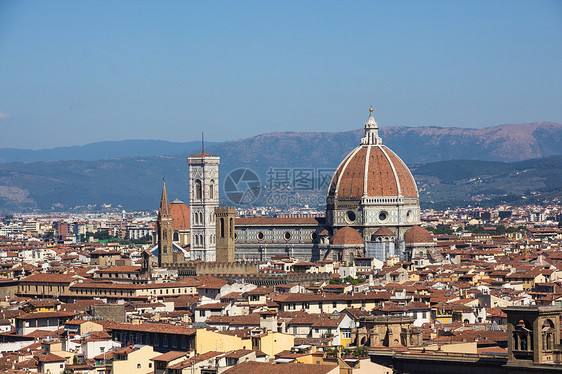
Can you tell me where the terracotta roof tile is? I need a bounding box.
[222,361,337,374]
[170,202,190,230]
[329,145,417,199]
[331,226,363,245]
[151,351,187,362]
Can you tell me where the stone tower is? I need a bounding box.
[188,151,219,261]
[157,180,174,267]
[505,305,562,364]
[215,207,236,262]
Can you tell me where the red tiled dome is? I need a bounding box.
[404,225,433,244]
[170,201,190,230]
[373,227,395,236]
[330,226,363,245]
[328,145,418,199]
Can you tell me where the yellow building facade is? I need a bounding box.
[196,329,294,357]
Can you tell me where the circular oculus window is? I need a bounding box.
[379,211,388,222]
[257,232,264,241]
[284,232,291,241]
[346,211,356,223]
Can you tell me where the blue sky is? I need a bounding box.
[0,0,561,149]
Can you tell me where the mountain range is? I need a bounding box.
[0,121,560,213]
[0,140,216,164]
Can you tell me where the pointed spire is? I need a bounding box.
[361,106,382,145]
[159,177,170,217]
[201,132,205,154]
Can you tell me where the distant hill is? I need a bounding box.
[202,121,562,170]
[380,121,562,163]
[1,122,560,165]
[412,156,562,209]
[0,140,216,164]
[0,154,560,213]
[0,121,561,213]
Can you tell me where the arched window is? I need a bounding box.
[220,218,225,238]
[514,319,532,351]
[230,218,234,238]
[542,319,555,351]
[209,180,215,200]
[195,180,202,200]
[173,232,179,241]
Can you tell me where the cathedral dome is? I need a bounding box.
[404,225,433,244]
[330,226,363,245]
[325,107,421,241]
[170,201,190,230]
[327,124,418,200]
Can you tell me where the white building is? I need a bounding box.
[188,151,219,261]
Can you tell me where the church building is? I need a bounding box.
[156,108,430,266]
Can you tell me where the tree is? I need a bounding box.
[429,225,453,235]
[42,231,54,240]
[94,230,111,240]
[495,225,507,235]
[353,346,368,357]
[131,234,152,245]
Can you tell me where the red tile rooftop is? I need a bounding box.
[96,266,141,273]
[168,351,223,369]
[223,349,265,359]
[20,273,77,283]
[222,361,337,374]
[34,353,66,363]
[16,311,77,320]
[151,350,187,362]
[107,322,196,336]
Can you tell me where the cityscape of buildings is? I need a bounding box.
[2,0,561,372]
[0,111,561,374]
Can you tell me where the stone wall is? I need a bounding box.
[92,304,126,323]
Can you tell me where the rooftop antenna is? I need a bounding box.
[202,132,204,154]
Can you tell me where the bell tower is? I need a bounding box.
[215,207,235,262]
[505,306,562,364]
[157,180,174,267]
[188,145,219,262]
